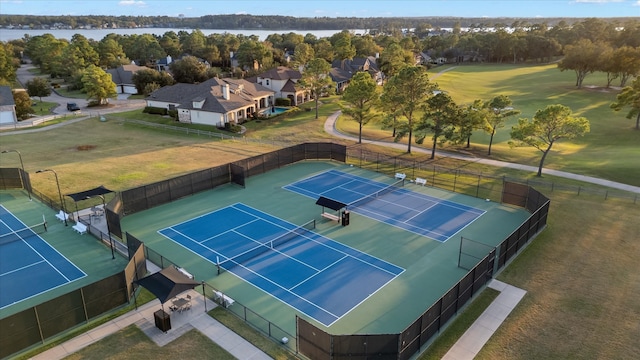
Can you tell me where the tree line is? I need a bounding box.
[2,14,634,31]
[0,17,637,134]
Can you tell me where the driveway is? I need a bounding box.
[16,62,145,115]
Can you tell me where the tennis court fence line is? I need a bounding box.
[346,146,639,204]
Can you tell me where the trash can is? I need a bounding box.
[341,210,350,226]
[154,309,171,332]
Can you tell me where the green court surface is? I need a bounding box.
[121,161,530,335]
[0,190,129,318]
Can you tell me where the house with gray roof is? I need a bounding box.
[107,64,148,95]
[145,78,274,127]
[252,66,310,105]
[0,86,17,125]
[330,56,385,91]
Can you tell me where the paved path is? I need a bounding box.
[442,280,527,360]
[324,111,640,194]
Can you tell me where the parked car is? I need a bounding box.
[67,102,80,111]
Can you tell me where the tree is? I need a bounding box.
[97,38,128,68]
[510,104,590,176]
[557,39,601,88]
[384,66,435,153]
[293,43,314,67]
[12,90,33,120]
[59,34,99,77]
[340,71,379,144]
[81,65,116,105]
[456,99,490,148]
[378,42,412,83]
[0,42,18,85]
[299,58,335,119]
[25,77,51,102]
[379,76,403,137]
[132,68,175,95]
[610,77,640,130]
[169,56,210,83]
[415,92,460,159]
[484,95,520,155]
[235,40,271,70]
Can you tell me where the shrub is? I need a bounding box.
[142,106,168,115]
[275,97,291,106]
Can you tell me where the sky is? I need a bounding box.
[0,0,638,18]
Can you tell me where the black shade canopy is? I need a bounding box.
[66,185,113,202]
[134,266,200,304]
[316,196,346,211]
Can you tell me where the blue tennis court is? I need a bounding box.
[283,169,485,242]
[158,203,404,326]
[0,205,86,309]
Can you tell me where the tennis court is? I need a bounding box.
[158,202,404,326]
[0,205,86,309]
[283,169,485,242]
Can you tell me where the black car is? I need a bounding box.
[67,102,80,111]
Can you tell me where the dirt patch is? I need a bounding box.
[76,144,96,151]
[583,85,621,93]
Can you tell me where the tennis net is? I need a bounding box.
[348,179,405,209]
[218,219,315,271]
[0,222,47,246]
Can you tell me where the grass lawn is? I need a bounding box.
[30,100,59,115]
[2,87,638,359]
[64,326,236,360]
[337,63,640,187]
[478,192,640,359]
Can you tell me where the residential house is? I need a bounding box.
[107,63,148,95]
[252,66,310,106]
[155,55,172,72]
[146,78,274,127]
[331,54,384,90]
[0,86,17,125]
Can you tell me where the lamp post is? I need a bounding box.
[1,149,31,200]
[36,169,67,226]
[97,194,115,260]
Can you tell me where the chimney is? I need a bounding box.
[222,84,230,100]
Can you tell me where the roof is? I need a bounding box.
[329,68,353,83]
[66,185,113,202]
[0,86,15,107]
[107,64,147,85]
[134,266,200,304]
[147,78,274,114]
[257,66,301,81]
[316,196,347,211]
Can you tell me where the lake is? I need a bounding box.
[0,28,365,42]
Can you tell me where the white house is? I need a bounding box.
[107,64,148,95]
[0,86,17,125]
[146,78,274,127]
[253,66,310,105]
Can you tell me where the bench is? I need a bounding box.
[321,212,339,222]
[176,266,194,279]
[415,177,427,186]
[395,172,406,181]
[72,222,87,235]
[56,210,69,222]
[214,291,235,307]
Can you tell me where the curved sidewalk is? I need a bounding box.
[324,111,640,194]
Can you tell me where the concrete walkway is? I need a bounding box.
[324,111,640,194]
[442,280,527,360]
[31,262,272,360]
